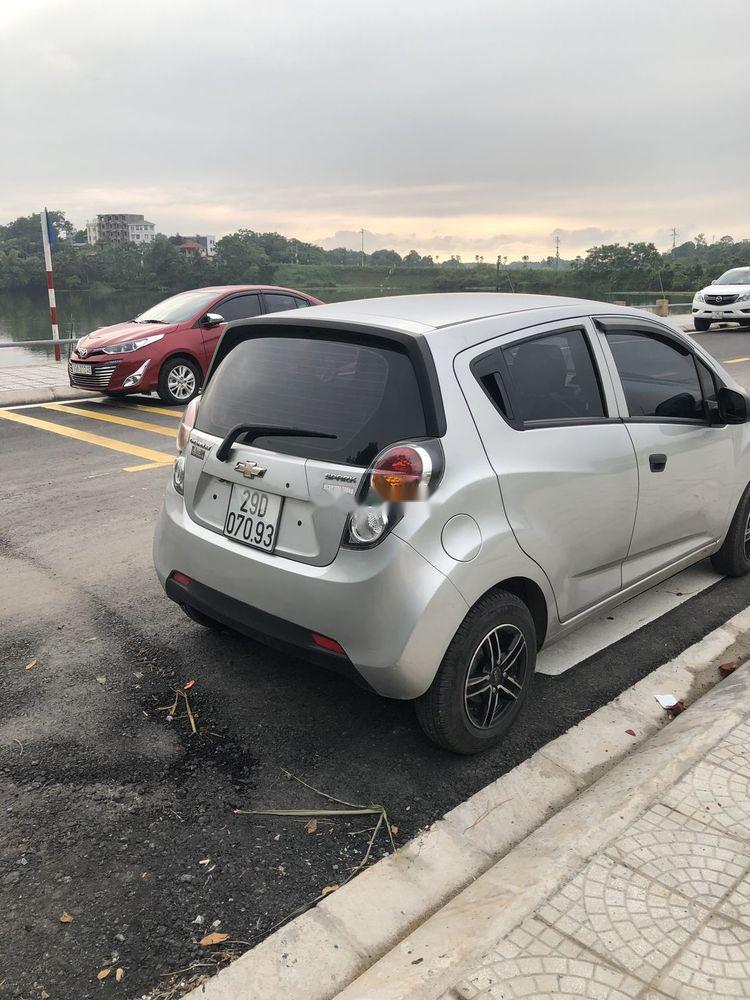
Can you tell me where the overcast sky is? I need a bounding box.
[2,0,748,258]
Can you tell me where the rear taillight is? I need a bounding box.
[371,445,432,502]
[176,396,200,453]
[344,440,443,549]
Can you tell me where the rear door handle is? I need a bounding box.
[649,453,667,473]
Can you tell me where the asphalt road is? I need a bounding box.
[2,325,750,999]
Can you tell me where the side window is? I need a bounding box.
[606,332,704,420]
[213,295,262,322]
[263,293,298,313]
[294,297,312,308]
[502,329,606,424]
[696,358,719,403]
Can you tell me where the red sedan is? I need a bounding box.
[68,285,322,405]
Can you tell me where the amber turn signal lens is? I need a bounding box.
[371,446,424,502]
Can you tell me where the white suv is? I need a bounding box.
[692,267,750,331]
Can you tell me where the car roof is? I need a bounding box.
[179,284,315,296]
[292,292,651,336]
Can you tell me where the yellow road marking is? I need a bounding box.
[115,403,183,419]
[123,461,173,472]
[0,408,174,465]
[41,402,176,438]
[723,357,750,365]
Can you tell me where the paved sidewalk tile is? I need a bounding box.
[653,914,750,998]
[449,917,643,999]
[535,855,705,982]
[707,719,750,776]
[662,760,750,841]
[0,363,69,389]
[605,802,750,910]
[721,874,750,926]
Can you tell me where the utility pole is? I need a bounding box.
[554,235,560,270]
[670,227,678,250]
[360,228,365,268]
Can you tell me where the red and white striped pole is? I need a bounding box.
[41,208,61,362]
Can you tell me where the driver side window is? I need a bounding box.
[606,332,704,421]
[212,294,262,323]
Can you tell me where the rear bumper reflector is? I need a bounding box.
[311,632,346,656]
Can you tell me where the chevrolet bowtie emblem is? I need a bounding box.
[235,461,267,479]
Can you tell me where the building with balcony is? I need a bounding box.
[86,214,156,246]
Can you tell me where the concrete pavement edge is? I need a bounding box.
[184,604,750,1000]
[0,385,92,408]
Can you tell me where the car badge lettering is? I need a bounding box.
[324,473,357,484]
[235,461,267,479]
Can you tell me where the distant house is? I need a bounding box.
[178,235,217,257]
[86,214,156,246]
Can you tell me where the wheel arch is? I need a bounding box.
[476,576,549,648]
[159,349,205,376]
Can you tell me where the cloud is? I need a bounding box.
[1,0,748,258]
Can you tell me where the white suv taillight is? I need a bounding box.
[176,396,200,453]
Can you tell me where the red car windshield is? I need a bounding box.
[134,289,221,324]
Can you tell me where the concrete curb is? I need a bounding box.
[0,385,92,408]
[185,607,750,1000]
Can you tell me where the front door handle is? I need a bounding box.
[649,453,667,473]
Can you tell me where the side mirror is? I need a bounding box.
[203,312,224,327]
[717,386,749,424]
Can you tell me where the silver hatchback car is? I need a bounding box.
[153,293,750,753]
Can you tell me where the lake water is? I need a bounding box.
[0,287,691,367]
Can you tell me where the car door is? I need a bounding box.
[595,318,735,587]
[198,293,262,367]
[460,319,638,622]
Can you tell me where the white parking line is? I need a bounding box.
[536,561,721,676]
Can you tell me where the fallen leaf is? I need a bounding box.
[183,679,196,690]
[670,699,686,716]
[625,729,636,737]
[321,885,339,897]
[95,676,106,686]
[305,818,318,834]
[24,659,37,670]
[199,932,229,947]
[719,661,738,677]
[60,911,75,923]
[41,991,50,999]
[97,968,112,980]
[390,824,399,835]
[115,968,124,983]
[133,671,144,680]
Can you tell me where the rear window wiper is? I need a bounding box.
[216,423,337,461]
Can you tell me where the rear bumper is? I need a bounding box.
[165,573,374,690]
[153,485,469,699]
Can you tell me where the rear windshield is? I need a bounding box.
[197,335,427,466]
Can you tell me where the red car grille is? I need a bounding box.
[68,361,119,387]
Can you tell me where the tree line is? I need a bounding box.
[0,210,748,298]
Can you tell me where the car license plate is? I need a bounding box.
[223,485,283,552]
[70,362,92,375]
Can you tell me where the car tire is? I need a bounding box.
[181,603,226,631]
[711,482,750,578]
[414,590,536,754]
[694,318,712,332]
[158,356,202,405]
